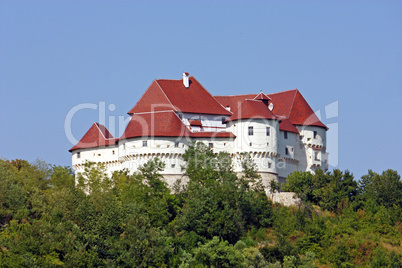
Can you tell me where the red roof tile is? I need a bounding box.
[69,123,117,152]
[188,120,202,126]
[268,89,327,129]
[215,90,327,129]
[279,118,299,134]
[226,99,278,122]
[127,81,174,114]
[128,77,231,116]
[214,94,255,112]
[121,111,191,139]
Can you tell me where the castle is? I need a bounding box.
[70,73,328,188]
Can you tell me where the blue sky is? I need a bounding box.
[1,1,401,179]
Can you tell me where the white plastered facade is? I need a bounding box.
[72,111,328,189]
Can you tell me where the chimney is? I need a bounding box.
[183,72,189,88]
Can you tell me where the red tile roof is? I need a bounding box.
[128,77,232,116]
[71,76,328,152]
[188,120,202,126]
[226,99,278,122]
[69,123,118,152]
[268,89,327,129]
[121,111,191,139]
[215,89,327,129]
[214,94,255,112]
[279,118,299,134]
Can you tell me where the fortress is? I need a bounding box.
[70,73,328,188]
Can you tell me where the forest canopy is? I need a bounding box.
[0,143,401,267]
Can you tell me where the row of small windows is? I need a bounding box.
[123,141,181,148]
[248,126,271,136]
[77,150,116,159]
[247,127,318,140]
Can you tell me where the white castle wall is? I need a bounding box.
[119,137,189,175]
[277,130,299,179]
[72,145,120,177]
[296,125,328,172]
[71,115,328,207]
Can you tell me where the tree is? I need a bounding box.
[282,169,358,212]
[359,169,402,208]
[176,142,273,244]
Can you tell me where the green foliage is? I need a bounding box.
[359,169,402,209]
[176,143,273,244]
[283,169,358,212]
[0,155,400,267]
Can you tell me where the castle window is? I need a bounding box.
[313,131,318,139]
[284,131,288,139]
[315,151,319,160]
[143,140,148,147]
[268,162,272,168]
[174,142,179,148]
[266,127,270,136]
[178,113,183,119]
[285,148,289,155]
[299,135,303,141]
[222,117,226,124]
[123,144,125,150]
[77,152,81,159]
[209,143,214,148]
[171,164,175,168]
[248,126,254,136]
[112,150,115,155]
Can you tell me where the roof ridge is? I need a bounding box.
[214,93,257,97]
[191,77,234,115]
[130,110,176,115]
[155,80,177,111]
[288,90,298,118]
[94,122,108,140]
[268,88,298,95]
[155,75,194,82]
